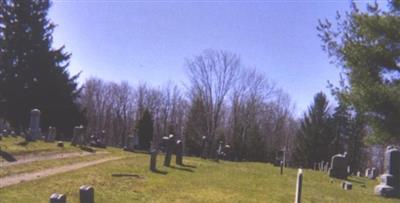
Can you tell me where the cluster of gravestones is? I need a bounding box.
[317,146,400,197]
[200,136,232,161]
[50,185,94,203]
[70,126,107,149]
[149,134,184,172]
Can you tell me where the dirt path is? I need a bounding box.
[0,151,108,167]
[0,156,122,188]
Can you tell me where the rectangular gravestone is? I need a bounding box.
[150,149,157,171]
[50,193,66,203]
[163,134,174,167]
[46,126,56,142]
[175,139,183,165]
[71,125,84,146]
[80,185,94,203]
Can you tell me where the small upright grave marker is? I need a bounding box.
[50,193,66,203]
[295,169,303,203]
[175,139,183,165]
[80,185,94,203]
[27,109,41,141]
[163,134,174,167]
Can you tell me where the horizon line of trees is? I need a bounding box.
[1,0,399,170]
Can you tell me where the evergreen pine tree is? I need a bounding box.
[294,92,334,168]
[0,0,83,138]
[136,108,153,150]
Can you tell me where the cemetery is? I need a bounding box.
[0,130,399,202]
[1,0,400,202]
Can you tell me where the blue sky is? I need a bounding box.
[49,0,379,116]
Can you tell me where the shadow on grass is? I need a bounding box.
[79,146,96,153]
[151,169,168,175]
[179,163,197,169]
[16,140,30,146]
[169,165,195,173]
[0,150,17,162]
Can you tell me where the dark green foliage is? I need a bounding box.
[294,92,334,168]
[136,108,153,150]
[318,0,400,143]
[0,0,83,138]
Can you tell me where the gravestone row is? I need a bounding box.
[50,185,94,203]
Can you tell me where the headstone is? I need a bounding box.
[71,125,84,146]
[201,135,207,159]
[27,109,41,141]
[46,126,56,142]
[216,140,223,162]
[375,146,400,197]
[57,141,64,148]
[80,185,94,203]
[342,181,352,190]
[328,152,348,179]
[319,161,324,171]
[175,139,183,165]
[163,134,174,167]
[369,167,377,179]
[295,169,303,203]
[357,171,361,177]
[50,193,66,203]
[324,162,330,172]
[365,168,371,178]
[150,148,157,171]
[223,144,232,161]
[124,136,135,152]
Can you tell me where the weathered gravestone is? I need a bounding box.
[369,167,378,179]
[224,144,232,161]
[216,140,223,162]
[163,134,174,167]
[342,181,352,190]
[328,152,348,179]
[27,109,41,141]
[375,146,400,197]
[124,136,135,152]
[46,126,56,142]
[175,139,183,165]
[201,135,207,159]
[150,148,158,171]
[50,193,66,203]
[80,185,94,203]
[365,168,370,177]
[324,162,330,172]
[71,125,84,146]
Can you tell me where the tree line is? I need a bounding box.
[1,0,399,170]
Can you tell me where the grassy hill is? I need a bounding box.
[0,136,398,203]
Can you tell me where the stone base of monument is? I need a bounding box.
[375,184,398,197]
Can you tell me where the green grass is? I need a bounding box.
[0,138,399,202]
[0,153,112,177]
[0,136,79,156]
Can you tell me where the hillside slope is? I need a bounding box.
[0,137,398,203]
